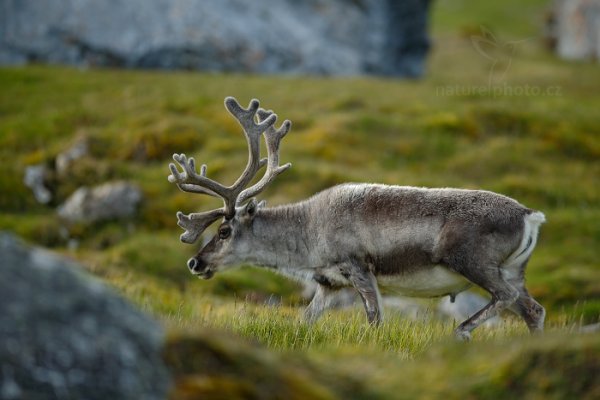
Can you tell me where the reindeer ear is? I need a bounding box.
[245,198,258,217]
[257,200,267,209]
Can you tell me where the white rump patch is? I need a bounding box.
[501,211,546,280]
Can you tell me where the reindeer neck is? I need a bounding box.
[250,204,313,271]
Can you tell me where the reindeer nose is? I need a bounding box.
[187,258,198,271]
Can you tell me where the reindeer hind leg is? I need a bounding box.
[506,260,545,333]
[304,284,338,324]
[451,266,520,341]
[509,290,546,333]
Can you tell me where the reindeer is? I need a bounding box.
[168,97,546,340]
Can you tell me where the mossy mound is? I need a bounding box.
[163,329,600,399]
[377,333,600,399]
[163,330,364,400]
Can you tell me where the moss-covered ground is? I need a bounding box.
[1,0,598,397]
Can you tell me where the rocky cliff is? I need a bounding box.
[0,0,430,77]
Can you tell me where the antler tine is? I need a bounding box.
[237,108,292,205]
[168,162,219,197]
[221,97,277,217]
[176,210,225,244]
[224,97,278,137]
[168,153,229,198]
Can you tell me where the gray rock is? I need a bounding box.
[57,181,143,223]
[0,233,170,400]
[382,0,431,77]
[547,0,600,60]
[301,285,499,324]
[0,0,431,77]
[55,136,89,176]
[302,281,358,309]
[580,322,600,333]
[23,164,52,204]
[383,296,429,319]
[438,292,501,327]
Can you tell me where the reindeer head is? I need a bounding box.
[167,97,291,279]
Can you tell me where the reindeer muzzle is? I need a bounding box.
[187,257,214,279]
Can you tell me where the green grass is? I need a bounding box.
[162,299,586,354]
[0,0,599,397]
[2,58,597,319]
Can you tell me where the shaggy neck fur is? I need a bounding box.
[248,204,314,276]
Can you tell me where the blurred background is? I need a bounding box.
[1,0,599,398]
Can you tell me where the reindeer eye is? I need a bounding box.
[218,225,231,240]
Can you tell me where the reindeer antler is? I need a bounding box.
[237,109,292,205]
[168,97,291,244]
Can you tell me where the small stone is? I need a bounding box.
[24,164,52,204]
[56,136,89,176]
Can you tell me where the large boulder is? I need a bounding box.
[547,0,600,60]
[0,233,170,400]
[0,0,431,77]
[57,181,143,223]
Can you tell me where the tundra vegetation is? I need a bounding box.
[1,0,599,397]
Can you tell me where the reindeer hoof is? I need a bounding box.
[454,330,472,342]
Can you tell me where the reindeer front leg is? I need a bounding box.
[341,261,383,325]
